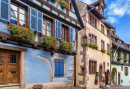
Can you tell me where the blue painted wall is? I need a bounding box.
[0,42,73,84]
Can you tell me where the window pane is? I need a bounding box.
[10,17,17,25]
[47,31,51,36]
[43,24,46,29]
[19,20,25,27]
[19,7,25,14]
[11,3,17,11]
[47,26,51,31]
[47,20,51,26]
[19,14,25,21]
[43,30,45,35]
[43,18,46,23]
[10,55,16,63]
[11,10,17,18]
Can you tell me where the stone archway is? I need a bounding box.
[112,68,117,84]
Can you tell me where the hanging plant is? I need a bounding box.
[117,58,122,61]
[60,41,73,53]
[41,36,58,49]
[7,23,35,42]
[51,0,57,3]
[124,59,128,63]
[59,0,69,10]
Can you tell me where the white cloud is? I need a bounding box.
[107,17,118,24]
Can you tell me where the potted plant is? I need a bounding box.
[124,59,128,63]
[7,23,35,42]
[117,57,122,61]
[126,72,128,76]
[59,0,69,10]
[41,36,58,50]
[107,52,111,55]
[92,44,98,50]
[96,72,99,76]
[101,49,106,53]
[82,42,89,47]
[60,41,73,53]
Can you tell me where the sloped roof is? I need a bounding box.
[89,0,106,9]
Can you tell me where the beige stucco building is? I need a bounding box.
[75,0,115,88]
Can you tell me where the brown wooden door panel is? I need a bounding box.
[0,50,20,85]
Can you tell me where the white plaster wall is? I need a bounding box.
[111,65,130,86]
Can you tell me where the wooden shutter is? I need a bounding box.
[55,20,62,39]
[0,0,10,22]
[69,27,73,44]
[30,7,37,31]
[55,59,60,77]
[37,11,43,33]
[60,60,64,77]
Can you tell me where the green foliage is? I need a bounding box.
[101,49,106,53]
[61,41,73,53]
[88,43,98,49]
[59,0,69,9]
[117,58,122,61]
[96,72,99,76]
[51,0,57,3]
[82,42,89,47]
[41,36,58,49]
[124,59,128,62]
[7,23,35,42]
[107,52,111,55]
[126,72,128,76]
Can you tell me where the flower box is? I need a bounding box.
[59,0,68,10]
[101,49,106,53]
[60,41,73,53]
[124,59,128,63]
[107,52,111,55]
[82,42,89,47]
[89,44,98,50]
[126,72,128,76]
[7,23,35,42]
[117,57,122,61]
[41,36,58,50]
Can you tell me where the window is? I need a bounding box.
[10,55,16,63]
[10,3,26,27]
[43,18,52,36]
[124,53,127,59]
[89,14,97,28]
[125,67,128,75]
[89,34,97,45]
[54,59,64,77]
[62,26,68,41]
[121,66,123,71]
[101,24,104,34]
[107,44,110,52]
[118,51,121,57]
[107,30,110,38]
[101,40,105,49]
[103,62,105,73]
[100,7,104,15]
[89,60,97,74]
[83,36,87,42]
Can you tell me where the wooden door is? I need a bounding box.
[118,73,120,85]
[99,65,103,82]
[0,50,20,85]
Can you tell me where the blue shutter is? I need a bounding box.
[60,60,64,77]
[55,59,60,77]
[69,27,73,44]
[30,7,37,31]
[0,0,10,22]
[37,11,43,33]
[55,20,62,39]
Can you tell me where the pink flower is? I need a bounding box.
[3,28,5,30]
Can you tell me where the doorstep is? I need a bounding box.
[0,84,20,89]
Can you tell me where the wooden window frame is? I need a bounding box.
[89,14,97,28]
[124,53,127,59]
[89,60,97,74]
[107,44,110,52]
[118,51,121,57]
[10,2,27,27]
[101,24,104,34]
[43,16,53,37]
[101,40,105,49]
[62,25,69,42]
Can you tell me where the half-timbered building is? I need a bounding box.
[0,0,84,88]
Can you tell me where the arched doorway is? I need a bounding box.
[105,70,110,85]
[99,65,103,83]
[112,68,117,84]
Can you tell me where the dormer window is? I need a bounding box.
[69,1,73,11]
[118,40,122,44]
[100,7,104,15]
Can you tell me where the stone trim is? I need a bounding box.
[0,44,27,52]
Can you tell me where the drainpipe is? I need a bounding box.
[74,54,76,86]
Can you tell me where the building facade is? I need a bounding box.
[75,0,115,88]
[111,34,130,86]
[0,0,84,88]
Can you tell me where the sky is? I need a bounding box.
[80,0,130,44]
